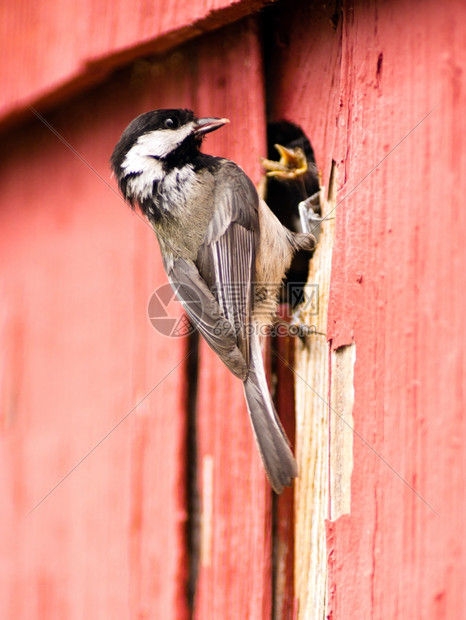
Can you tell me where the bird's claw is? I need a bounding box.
[298,191,323,241]
[289,308,320,342]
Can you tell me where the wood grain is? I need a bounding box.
[192,19,273,620]
[268,0,466,617]
[0,17,270,619]
[1,0,466,617]
[327,1,466,617]
[265,2,341,617]
[0,0,276,128]
[0,91,190,617]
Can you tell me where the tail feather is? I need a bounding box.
[243,334,297,493]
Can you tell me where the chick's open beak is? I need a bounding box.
[261,144,309,179]
[194,117,230,136]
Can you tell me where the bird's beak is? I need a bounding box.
[194,117,230,136]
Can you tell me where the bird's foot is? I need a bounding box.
[298,191,323,241]
[288,308,323,342]
[288,308,316,343]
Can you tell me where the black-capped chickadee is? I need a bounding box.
[110,109,316,493]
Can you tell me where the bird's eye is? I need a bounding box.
[164,118,178,129]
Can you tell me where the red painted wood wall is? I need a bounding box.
[1,0,465,618]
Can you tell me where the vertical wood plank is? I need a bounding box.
[0,22,268,616]
[0,91,190,617]
[326,0,466,617]
[265,2,342,617]
[271,315,296,620]
[267,0,466,617]
[0,0,278,124]
[329,344,355,521]
[191,19,273,620]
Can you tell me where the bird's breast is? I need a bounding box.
[151,166,216,261]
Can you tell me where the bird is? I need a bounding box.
[261,121,321,307]
[110,108,316,493]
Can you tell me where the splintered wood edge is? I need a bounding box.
[294,164,336,620]
[330,344,355,520]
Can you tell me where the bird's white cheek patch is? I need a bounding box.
[121,122,195,175]
[129,122,195,163]
[120,122,196,201]
[122,146,164,176]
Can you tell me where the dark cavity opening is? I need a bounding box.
[263,120,321,307]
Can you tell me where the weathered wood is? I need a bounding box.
[1,0,466,617]
[0,0,276,128]
[0,16,270,618]
[0,91,190,617]
[326,0,466,617]
[192,19,274,619]
[268,0,466,617]
[266,2,341,617]
[292,181,336,620]
[330,344,355,521]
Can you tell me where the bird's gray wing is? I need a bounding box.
[168,160,297,493]
[166,257,249,379]
[164,161,258,378]
[196,161,297,493]
[195,160,259,368]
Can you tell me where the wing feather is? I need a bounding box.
[165,159,297,491]
[196,161,259,366]
[167,258,248,379]
[166,160,259,379]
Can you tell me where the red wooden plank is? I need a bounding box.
[265,3,343,616]
[0,15,277,619]
[0,0,275,128]
[190,19,274,619]
[0,39,218,620]
[0,102,190,617]
[2,0,464,617]
[271,311,297,620]
[268,0,466,617]
[326,1,466,617]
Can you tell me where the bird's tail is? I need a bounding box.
[243,333,297,493]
